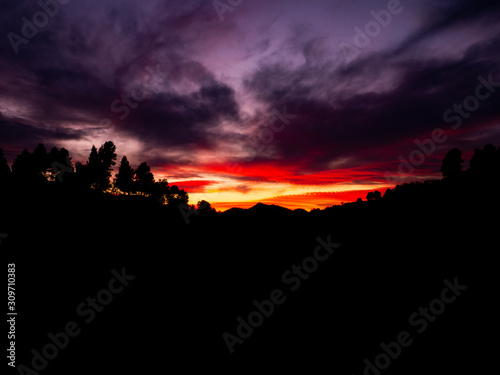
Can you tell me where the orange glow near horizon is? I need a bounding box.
[166,163,398,211]
[150,154,449,212]
[210,189,383,212]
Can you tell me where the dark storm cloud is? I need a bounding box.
[0,0,240,155]
[0,113,86,145]
[120,80,240,149]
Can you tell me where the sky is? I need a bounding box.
[1,0,500,211]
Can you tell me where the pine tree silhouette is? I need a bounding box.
[134,162,155,195]
[441,147,463,179]
[115,156,135,194]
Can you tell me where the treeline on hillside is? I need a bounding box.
[351,144,500,206]
[0,141,197,208]
[1,142,499,213]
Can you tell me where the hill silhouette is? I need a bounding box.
[0,143,498,373]
[248,202,291,213]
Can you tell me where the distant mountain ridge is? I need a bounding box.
[222,202,306,218]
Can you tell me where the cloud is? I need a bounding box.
[1,0,500,195]
[235,184,252,194]
[241,4,500,175]
[0,0,243,162]
[0,113,87,145]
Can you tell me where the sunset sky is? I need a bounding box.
[1,0,500,210]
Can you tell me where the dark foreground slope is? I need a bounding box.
[1,175,498,374]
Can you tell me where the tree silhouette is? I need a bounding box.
[11,144,53,183]
[55,148,73,168]
[134,162,154,195]
[167,185,189,206]
[86,145,100,189]
[86,142,117,191]
[32,144,49,174]
[74,161,90,190]
[441,147,463,179]
[150,179,170,204]
[383,188,393,199]
[366,190,381,201]
[11,149,36,183]
[115,156,135,194]
[49,147,59,163]
[48,147,74,182]
[0,148,11,184]
[97,141,117,191]
[9,144,74,184]
[469,144,497,178]
[197,200,217,215]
